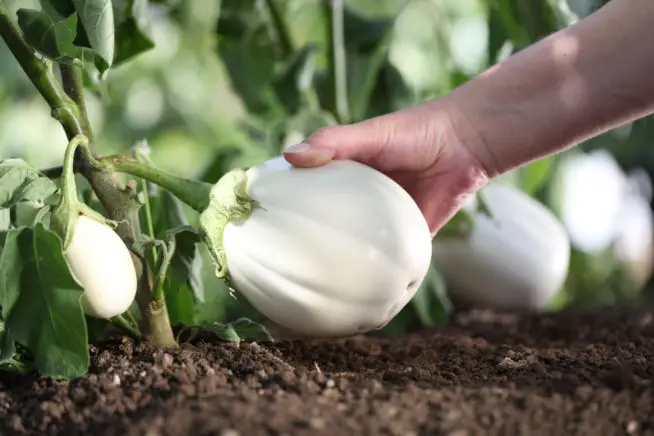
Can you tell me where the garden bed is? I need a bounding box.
[1,304,653,436]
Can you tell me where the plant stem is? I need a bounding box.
[111,314,142,340]
[141,178,159,265]
[0,2,82,138]
[324,0,349,124]
[0,0,177,348]
[59,64,95,144]
[142,298,177,348]
[152,236,176,302]
[97,155,213,213]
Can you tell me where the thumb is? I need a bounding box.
[283,121,390,168]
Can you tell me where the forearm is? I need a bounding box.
[446,0,654,177]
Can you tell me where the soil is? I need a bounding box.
[1,304,654,436]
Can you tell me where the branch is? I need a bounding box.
[0,2,82,139]
[59,64,95,144]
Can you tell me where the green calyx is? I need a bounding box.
[50,135,117,251]
[199,168,262,280]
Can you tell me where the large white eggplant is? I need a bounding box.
[200,156,434,337]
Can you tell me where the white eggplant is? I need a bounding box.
[50,135,138,320]
[200,156,433,338]
[613,172,654,285]
[64,214,138,319]
[432,183,570,311]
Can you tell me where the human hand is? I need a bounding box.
[283,101,491,235]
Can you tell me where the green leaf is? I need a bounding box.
[0,320,33,374]
[202,318,274,346]
[164,224,204,303]
[72,0,115,71]
[273,45,319,114]
[150,191,204,303]
[0,224,89,379]
[12,177,59,205]
[342,6,394,50]
[219,41,280,115]
[16,9,94,64]
[365,62,413,117]
[12,200,50,228]
[140,224,203,326]
[488,0,574,52]
[0,159,59,209]
[487,1,512,64]
[216,0,267,42]
[165,284,195,325]
[40,0,76,20]
[130,233,162,260]
[199,147,243,184]
[112,0,155,65]
[216,0,290,117]
[411,265,451,326]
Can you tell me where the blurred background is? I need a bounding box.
[2,0,653,335]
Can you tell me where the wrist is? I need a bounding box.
[433,95,501,181]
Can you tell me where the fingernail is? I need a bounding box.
[284,142,335,167]
[285,142,312,153]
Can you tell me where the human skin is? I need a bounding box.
[283,0,654,236]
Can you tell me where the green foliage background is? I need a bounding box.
[2,0,653,340]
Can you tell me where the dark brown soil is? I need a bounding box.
[1,305,654,436]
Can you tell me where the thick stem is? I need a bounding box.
[59,64,95,144]
[140,298,177,348]
[97,155,213,213]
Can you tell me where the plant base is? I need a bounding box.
[141,299,178,349]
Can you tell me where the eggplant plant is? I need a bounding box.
[0,0,586,379]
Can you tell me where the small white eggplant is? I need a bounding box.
[199,156,433,337]
[64,214,138,319]
[51,135,138,320]
[432,183,570,311]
